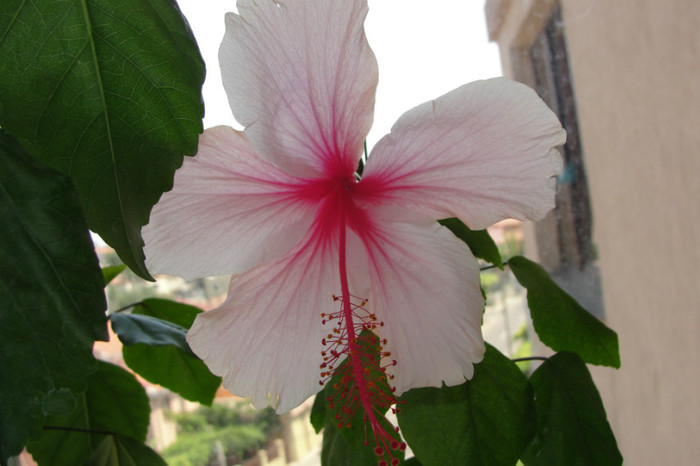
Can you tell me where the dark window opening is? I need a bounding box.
[530,4,595,271]
[514,4,604,318]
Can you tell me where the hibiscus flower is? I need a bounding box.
[143,0,564,441]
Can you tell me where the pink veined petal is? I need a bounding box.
[360,78,566,230]
[187,227,340,413]
[143,126,316,280]
[220,0,378,178]
[355,215,485,394]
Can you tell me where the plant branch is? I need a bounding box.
[109,301,144,315]
[480,260,509,271]
[511,356,548,363]
[44,425,118,436]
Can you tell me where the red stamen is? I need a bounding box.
[317,210,404,465]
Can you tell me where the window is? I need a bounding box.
[511,4,604,317]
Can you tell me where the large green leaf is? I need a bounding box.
[521,352,621,466]
[120,299,220,405]
[27,361,151,466]
[509,256,620,367]
[439,218,503,269]
[397,344,535,466]
[0,0,205,278]
[0,131,107,462]
[87,435,167,466]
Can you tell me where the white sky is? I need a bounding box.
[176,0,502,148]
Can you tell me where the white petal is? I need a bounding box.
[220,0,378,178]
[361,78,565,229]
[187,228,339,412]
[143,126,316,280]
[357,217,486,393]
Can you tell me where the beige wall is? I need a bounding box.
[487,0,700,463]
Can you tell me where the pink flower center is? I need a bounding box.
[294,172,375,236]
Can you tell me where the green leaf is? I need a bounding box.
[42,388,78,417]
[0,130,107,462]
[439,218,503,269]
[310,393,327,434]
[27,399,94,466]
[122,343,220,405]
[120,299,220,405]
[84,362,150,442]
[397,344,535,466]
[317,330,404,466]
[132,298,202,329]
[111,313,194,357]
[0,0,205,278]
[110,297,204,357]
[27,361,151,466]
[521,352,622,466]
[509,256,620,367]
[87,435,167,466]
[320,416,381,466]
[103,264,127,286]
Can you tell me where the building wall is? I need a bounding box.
[486,1,700,463]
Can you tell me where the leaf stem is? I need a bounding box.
[480,260,509,271]
[511,356,548,363]
[109,301,144,315]
[43,425,117,436]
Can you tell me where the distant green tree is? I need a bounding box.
[163,403,281,466]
